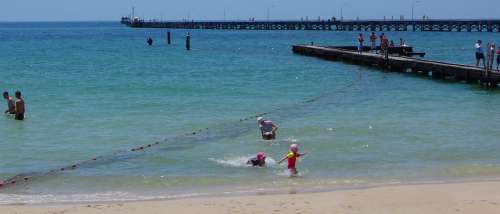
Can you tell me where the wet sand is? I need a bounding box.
[2,181,500,214]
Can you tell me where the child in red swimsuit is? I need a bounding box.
[278,144,306,176]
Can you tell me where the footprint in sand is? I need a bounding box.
[346,205,360,210]
[50,210,68,214]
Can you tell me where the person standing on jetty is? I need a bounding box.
[399,38,407,47]
[357,33,364,54]
[379,33,385,47]
[486,43,496,71]
[369,32,377,52]
[3,91,15,115]
[379,33,387,55]
[496,47,500,70]
[475,40,485,67]
[14,90,25,120]
[257,117,278,140]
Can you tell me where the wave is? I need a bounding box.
[0,191,208,205]
[208,155,278,168]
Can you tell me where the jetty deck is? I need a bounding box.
[121,17,500,32]
[292,45,500,87]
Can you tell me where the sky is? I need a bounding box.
[1,0,500,22]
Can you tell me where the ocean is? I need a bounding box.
[1,22,500,204]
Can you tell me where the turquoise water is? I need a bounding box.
[1,22,500,204]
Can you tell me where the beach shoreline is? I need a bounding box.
[2,180,500,214]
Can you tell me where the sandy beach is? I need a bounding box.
[2,181,500,214]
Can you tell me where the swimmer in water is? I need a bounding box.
[247,152,266,167]
[257,117,279,140]
[278,144,306,176]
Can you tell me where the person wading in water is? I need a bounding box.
[3,91,15,115]
[257,117,278,140]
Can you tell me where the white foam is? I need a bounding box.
[264,137,299,145]
[0,191,209,205]
[209,155,277,168]
[276,169,308,177]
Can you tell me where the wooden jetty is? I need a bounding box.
[292,45,500,87]
[327,46,425,57]
[121,17,500,32]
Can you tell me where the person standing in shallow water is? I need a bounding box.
[147,37,153,46]
[278,144,306,176]
[257,117,278,140]
[3,91,15,115]
[14,90,25,120]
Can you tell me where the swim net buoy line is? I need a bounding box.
[0,72,362,190]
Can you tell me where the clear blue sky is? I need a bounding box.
[2,0,500,21]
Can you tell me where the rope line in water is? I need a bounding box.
[0,72,363,190]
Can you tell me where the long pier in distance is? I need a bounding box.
[121,17,500,32]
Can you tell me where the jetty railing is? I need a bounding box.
[121,17,500,32]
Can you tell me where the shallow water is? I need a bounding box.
[1,22,500,204]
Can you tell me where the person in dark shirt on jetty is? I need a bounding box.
[3,91,15,115]
[486,43,496,71]
[399,38,407,47]
[379,33,385,47]
[380,33,388,55]
[370,32,377,52]
[257,117,278,140]
[247,152,266,167]
[14,90,25,120]
[357,33,364,54]
[475,40,485,67]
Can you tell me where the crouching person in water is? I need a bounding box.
[257,117,278,140]
[278,144,306,176]
[247,152,266,167]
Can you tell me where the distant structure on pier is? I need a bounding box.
[121,17,500,32]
